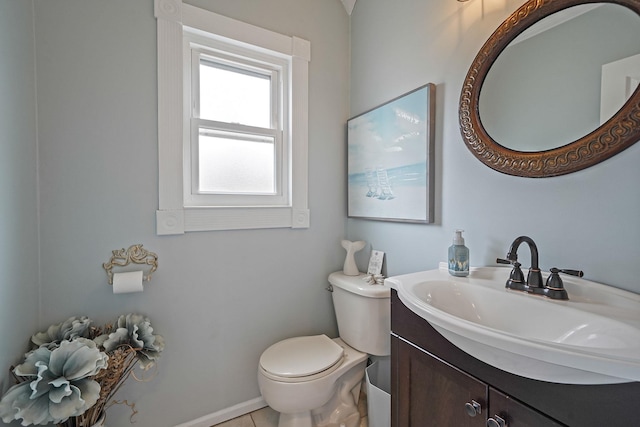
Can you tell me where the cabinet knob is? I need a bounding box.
[487,415,507,427]
[464,400,482,417]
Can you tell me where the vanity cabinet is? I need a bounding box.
[395,336,487,426]
[390,290,640,427]
[395,337,561,426]
[488,388,561,427]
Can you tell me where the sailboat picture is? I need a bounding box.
[347,84,435,223]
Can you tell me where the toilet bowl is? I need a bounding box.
[258,336,367,427]
[258,272,391,427]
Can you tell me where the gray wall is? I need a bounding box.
[0,2,40,422]
[348,0,640,294]
[3,0,640,425]
[26,0,348,426]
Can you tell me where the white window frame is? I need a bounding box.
[155,0,310,234]
[185,38,288,207]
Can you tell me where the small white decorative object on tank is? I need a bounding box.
[341,239,366,276]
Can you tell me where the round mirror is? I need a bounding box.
[459,0,640,177]
[480,3,640,152]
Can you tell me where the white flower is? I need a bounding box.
[30,316,92,349]
[97,313,164,368]
[0,339,108,426]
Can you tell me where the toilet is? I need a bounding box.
[258,272,390,427]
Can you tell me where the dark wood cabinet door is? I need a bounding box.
[488,388,565,427]
[395,337,487,427]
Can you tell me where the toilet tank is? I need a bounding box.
[328,272,390,356]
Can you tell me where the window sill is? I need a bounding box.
[156,207,310,234]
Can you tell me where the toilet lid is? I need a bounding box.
[260,334,344,378]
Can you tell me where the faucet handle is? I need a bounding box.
[557,269,584,277]
[504,262,527,291]
[544,267,582,300]
[497,258,527,291]
[546,268,564,288]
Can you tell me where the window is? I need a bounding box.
[155,0,310,234]
[185,36,289,208]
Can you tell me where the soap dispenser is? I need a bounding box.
[448,229,469,277]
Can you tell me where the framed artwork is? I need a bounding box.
[347,83,435,223]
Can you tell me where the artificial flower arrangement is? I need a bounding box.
[0,314,164,427]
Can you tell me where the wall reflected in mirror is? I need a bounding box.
[479,3,640,152]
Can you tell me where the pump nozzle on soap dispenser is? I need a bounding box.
[448,229,469,277]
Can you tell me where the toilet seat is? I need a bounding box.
[259,335,345,383]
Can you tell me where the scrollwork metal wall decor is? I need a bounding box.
[459,0,640,178]
[103,244,159,285]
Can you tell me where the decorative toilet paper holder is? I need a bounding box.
[103,244,158,285]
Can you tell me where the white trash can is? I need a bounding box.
[365,359,390,427]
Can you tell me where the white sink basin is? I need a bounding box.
[385,264,640,385]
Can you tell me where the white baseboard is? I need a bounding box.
[174,396,268,427]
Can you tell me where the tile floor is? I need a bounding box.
[212,391,369,427]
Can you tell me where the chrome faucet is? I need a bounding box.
[497,236,584,300]
[497,236,544,294]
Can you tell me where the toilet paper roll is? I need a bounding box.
[112,270,144,294]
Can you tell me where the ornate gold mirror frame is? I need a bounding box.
[459,0,640,178]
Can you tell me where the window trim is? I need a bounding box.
[155,0,310,234]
